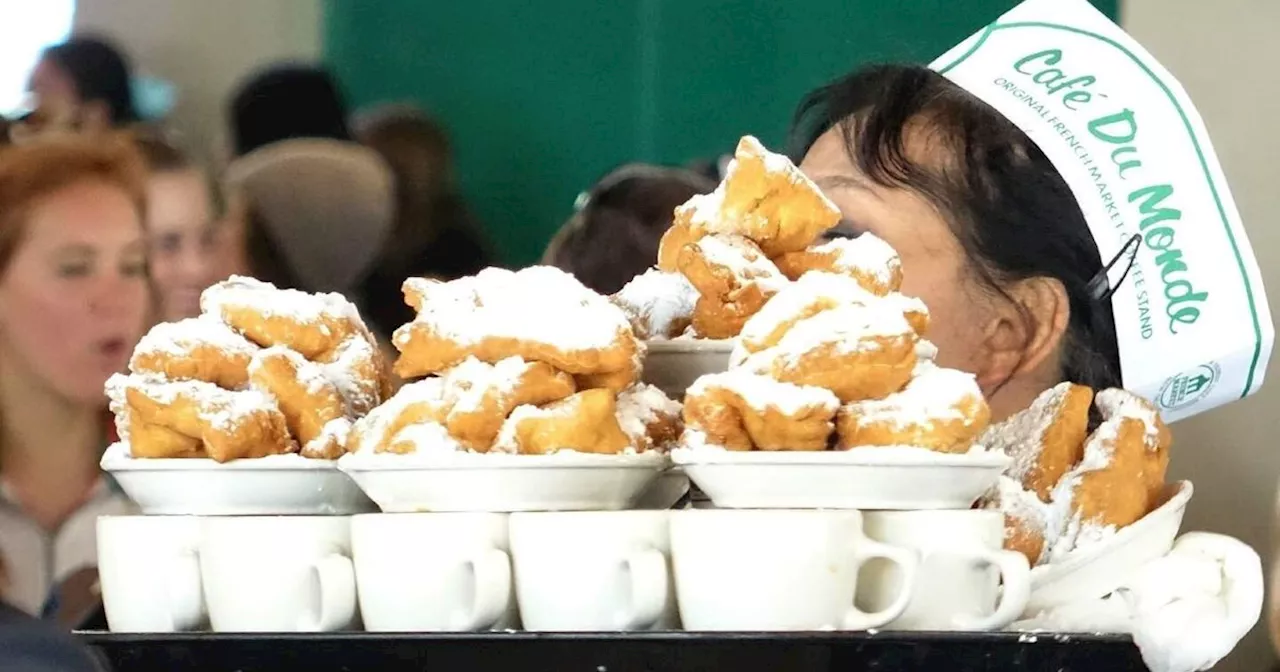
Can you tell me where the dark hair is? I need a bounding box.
[42,37,139,126]
[229,64,350,156]
[352,105,493,338]
[544,164,716,295]
[792,64,1121,391]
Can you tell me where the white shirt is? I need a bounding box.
[0,478,136,615]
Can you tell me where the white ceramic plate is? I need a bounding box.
[100,443,376,515]
[671,446,1009,510]
[641,339,733,399]
[1024,480,1193,615]
[337,450,672,513]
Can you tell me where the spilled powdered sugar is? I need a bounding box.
[842,365,983,430]
[689,369,839,417]
[131,316,257,360]
[612,269,697,340]
[694,235,788,293]
[396,266,633,353]
[615,383,681,446]
[805,235,901,287]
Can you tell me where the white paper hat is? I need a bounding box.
[931,0,1274,422]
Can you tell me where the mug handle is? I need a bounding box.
[298,554,357,632]
[164,551,204,631]
[951,549,1031,631]
[842,539,919,631]
[449,548,512,631]
[613,549,669,631]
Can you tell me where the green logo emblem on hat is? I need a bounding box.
[1157,363,1220,411]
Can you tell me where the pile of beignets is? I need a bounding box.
[980,383,1172,566]
[612,135,904,340]
[105,277,390,462]
[357,266,681,455]
[679,263,991,453]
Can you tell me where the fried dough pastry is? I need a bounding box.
[677,234,788,339]
[201,276,362,360]
[129,317,260,390]
[443,357,576,452]
[248,347,349,458]
[392,267,640,380]
[683,370,839,451]
[673,136,840,257]
[772,233,904,295]
[127,409,204,459]
[611,269,697,340]
[615,383,683,452]
[734,272,928,359]
[316,334,386,417]
[690,287,771,340]
[983,477,1049,565]
[493,389,632,455]
[979,382,1093,502]
[1058,388,1173,532]
[108,374,292,462]
[737,303,917,403]
[573,357,641,393]
[656,220,707,273]
[347,378,456,454]
[837,363,990,453]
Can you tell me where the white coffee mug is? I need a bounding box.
[670,509,918,630]
[97,515,205,632]
[351,512,515,631]
[199,516,356,632]
[861,510,1031,631]
[509,511,676,631]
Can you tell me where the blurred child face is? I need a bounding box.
[147,168,220,321]
[0,180,150,405]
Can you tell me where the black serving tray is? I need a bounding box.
[80,631,1146,672]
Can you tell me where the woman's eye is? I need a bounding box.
[822,218,863,240]
[151,233,182,255]
[57,262,91,278]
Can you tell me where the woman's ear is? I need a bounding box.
[976,276,1070,391]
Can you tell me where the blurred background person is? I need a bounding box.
[219,64,396,341]
[16,36,139,140]
[351,103,493,340]
[134,131,226,322]
[0,135,150,620]
[543,163,714,295]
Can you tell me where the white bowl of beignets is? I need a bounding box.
[672,444,1008,510]
[339,448,670,513]
[1023,480,1192,615]
[641,340,734,400]
[101,443,375,515]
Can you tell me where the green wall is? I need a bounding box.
[323,1,1119,266]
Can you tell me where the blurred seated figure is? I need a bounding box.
[0,135,149,620]
[0,600,105,671]
[351,103,494,339]
[543,164,714,295]
[222,64,395,339]
[134,132,226,321]
[14,36,139,141]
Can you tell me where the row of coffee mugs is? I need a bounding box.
[97,508,1031,633]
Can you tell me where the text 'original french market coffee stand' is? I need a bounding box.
[82,1,1273,671]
